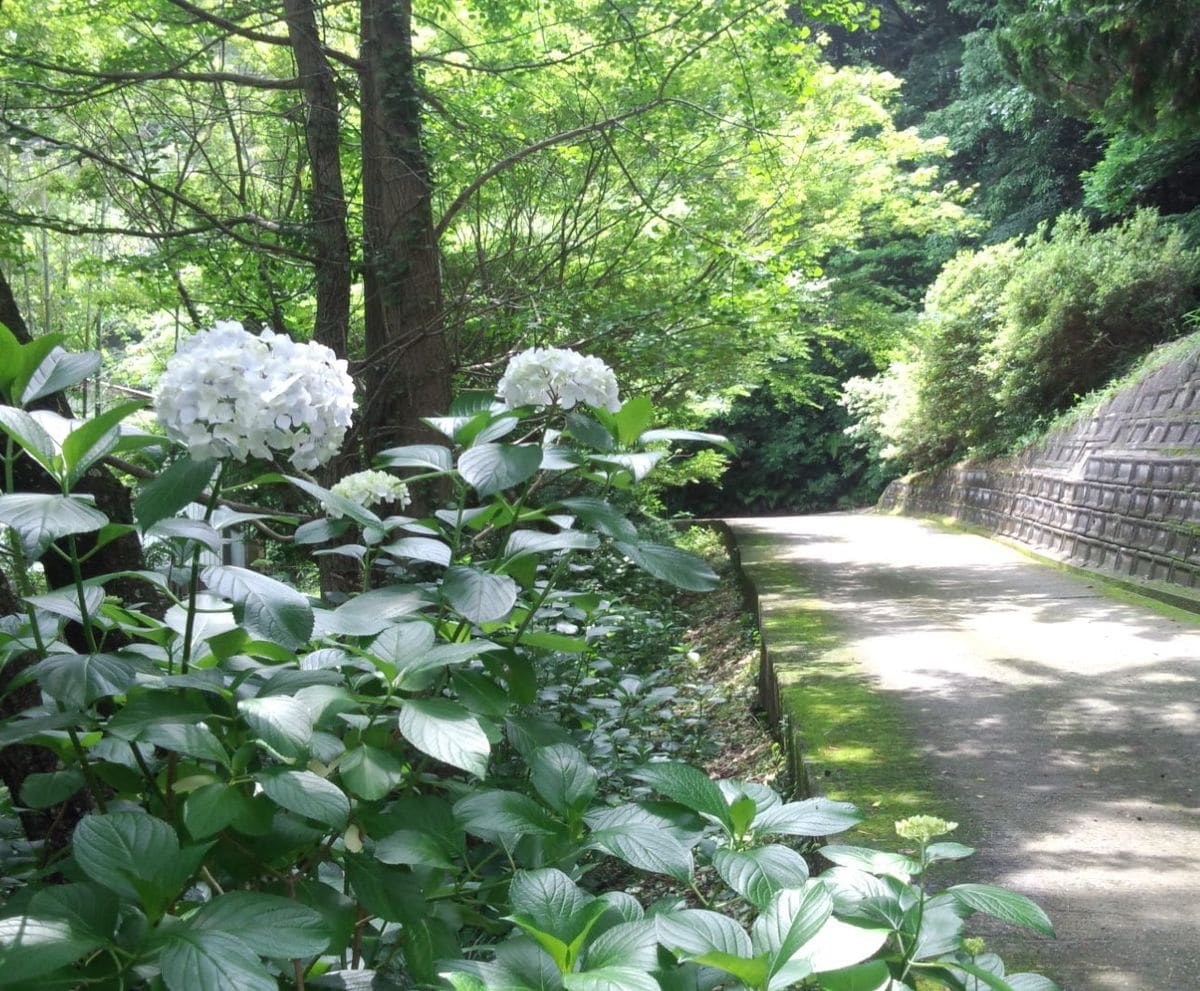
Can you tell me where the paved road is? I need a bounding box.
[727,513,1200,991]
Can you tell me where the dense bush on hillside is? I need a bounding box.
[843,209,1200,470]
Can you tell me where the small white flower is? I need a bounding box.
[497,346,620,412]
[154,321,356,470]
[328,469,411,518]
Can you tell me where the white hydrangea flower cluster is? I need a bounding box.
[496,346,620,412]
[328,469,411,517]
[154,321,356,470]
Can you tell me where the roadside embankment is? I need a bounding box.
[881,347,1200,606]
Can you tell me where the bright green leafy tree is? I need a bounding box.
[1,0,971,436]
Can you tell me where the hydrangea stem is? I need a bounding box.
[179,461,228,675]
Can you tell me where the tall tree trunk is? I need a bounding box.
[284,0,358,599]
[283,0,351,358]
[358,0,451,455]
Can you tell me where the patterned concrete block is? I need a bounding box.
[882,353,1200,592]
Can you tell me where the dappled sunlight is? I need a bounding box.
[731,512,1200,989]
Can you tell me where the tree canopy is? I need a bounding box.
[4,0,1198,510]
[1,0,969,443]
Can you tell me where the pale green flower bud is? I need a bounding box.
[894,814,958,843]
[329,470,411,517]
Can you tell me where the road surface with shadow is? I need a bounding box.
[727,512,1200,991]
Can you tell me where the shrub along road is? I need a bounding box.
[728,512,1200,991]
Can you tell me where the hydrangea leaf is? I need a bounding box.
[453,789,561,838]
[159,929,276,991]
[587,824,693,882]
[562,968,660,991]
[503,529,599,559]
[457,442,542,497]
[811,960,891,991]
[380,535,452,566]
[255,769,349,830]
[61,399,146,488]
[751,884,834,973]
[0,493,107,558]
[0,916,102,983]
[202,565,314,650]
[374,443,454,472]
[238,695,314,760]
[188,891,331,958]
[0,406,61,479]
[398,698,490,778]
[442,565,518,623]
[72,812,181,903]
[20,769,86,810]
[320,586,432,637]
[947,884,1055,937]
[639,428,735,453]
[633,761,732,831]
[529,742,597,814]
[339,744,406,801]
[613,541,718,592]
[133,456,217,532]
[35,650,137,707]
[19,347,101,406]
[553,496,638,541]
[753,798,863,838]
[712,846,811,909]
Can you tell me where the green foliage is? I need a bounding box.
[995,0,1200,221]
[991,210,1200,426]
[435,47,972,404]
[911,238,1023,462]
[843,208,1200,468]
[671,346,896,516]
[1038,326,1200,438]
[0,341,1058,989]
[921,27,1100,240]
[831,1,1103,241]
[1081,133,1200,219]
[0,0,974,421]
[997,0,1200,141]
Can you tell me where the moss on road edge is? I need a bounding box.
[728,528,961,848]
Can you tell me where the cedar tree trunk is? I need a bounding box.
[358,0,451,455]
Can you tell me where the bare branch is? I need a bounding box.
[0,208,290,242]
[6,54,302,91]
[434,99,664,240]
[3,122,317,262]
[164,0,363,72]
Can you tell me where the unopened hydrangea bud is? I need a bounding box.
[496,346,620,412]
[895,815,958,843]
[154,321,355,470]
[962,937,987,957]
[328,469,411,517]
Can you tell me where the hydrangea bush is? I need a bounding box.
[328,469,412,516]
[153,320,355,470]
[0,327,1057,991]
[496,345,621,411]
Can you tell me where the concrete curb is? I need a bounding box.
[681,518,813,797]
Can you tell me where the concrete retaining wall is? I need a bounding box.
[880,348,1200,591]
